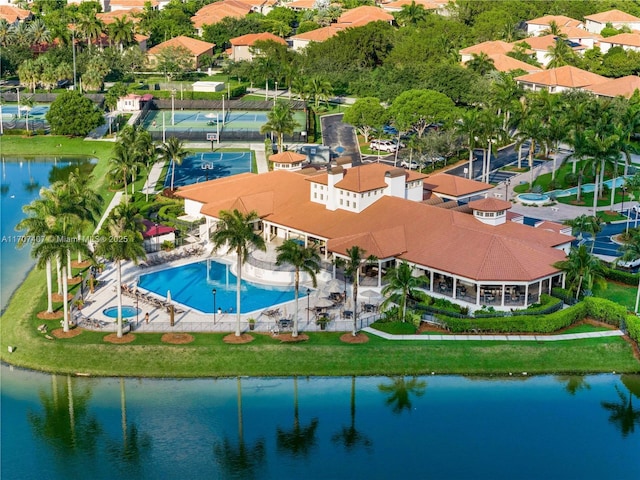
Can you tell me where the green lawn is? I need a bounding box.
[594,281,637,312]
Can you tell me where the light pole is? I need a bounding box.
[135,286,139,326]
[72,28,77,90]
[222,93,225,126]
[16,87,20,118]
[504,178,510,199]
[306,288,310,324]
[274,81,278,105]
[171,88,176,126]
[621,186,627,214]
[212,288,217,324]
[155,223,159,252]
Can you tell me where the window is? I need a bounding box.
[314,192,317,199]
[340,199,343,205]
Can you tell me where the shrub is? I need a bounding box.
[626,314,640,344]
[604,267,639,286]
[370,320,417,335]
[583,297,626,326]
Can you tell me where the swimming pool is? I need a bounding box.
[138,260,305,313]
[517,193,550,205]
[103,306,140,318]
[164,151,252,187]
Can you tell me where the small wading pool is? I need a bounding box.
[103,306,140,318]
[517,193,550,205]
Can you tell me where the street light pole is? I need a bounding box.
[16,87,20,118]
[504,178,510,199]
[171,88,176,126]
[306,288,310,325]
[212,288,217,324]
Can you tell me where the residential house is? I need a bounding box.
[177,163,571,311]
[584,75,640,99]
[336,6,394,27]
[584,9,640,34]
[459,40,520,63]
[558,26,602,49]
[284,0,316,11]
[108,0,159,11]
[147,36,215,69]
[526,14,583,35]
[599,32,640,53]
[0,4,31,25]
[290,25,342,51]
[191,0,252,37]
[381,0,445,14]
[96,8,141,24]
[228,32,287,61]
[515,65,608,93]
[517,34,586,66]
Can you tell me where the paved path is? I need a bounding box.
[363,327,624,342]
[94,191,123,234]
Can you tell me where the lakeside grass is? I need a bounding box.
[1,136,639,377]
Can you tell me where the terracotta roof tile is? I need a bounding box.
[519,34,586,52]
[600,32,640,47]
[110,0,158,7]
[328,225,407,259]
[0,5,31,23]
[584,75,640,99]
[382,0,442,11]
[96,9,141,24]
[230,32,287,46]
[148,36,215,55]
[486,53,543,73]
[337,6,394,26]
[309,163,426,193]
[270,151,306,163]
[291,26,342,42]
[585,9,640,23]
[460,40,514,56]
[527,15,582,28]
[515,65,608,88]
[468,198,512,212]
[423,174,492,197]
[192,0,251,27]
[285,0,317,9]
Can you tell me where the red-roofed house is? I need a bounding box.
[526,15,583,35]
[558,26,602,48]
[459,41,517,63]
[382,0,445,14]
[284,0,316,11]
[336,6,394,27]
[109,0,159,11]
[96,8,141,24]
[515,65,608,93]
[584,75,640,99]
[584,9,640,33]
[191,0,252,36]
[599,32,640,53]
[290,26,342,51]
[518,35,586,66]
[147,36,215,69]
[0,5,31,25]
[176,163,571,310]
[229,32,287,61]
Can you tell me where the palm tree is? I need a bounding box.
[95,201,146,338]
[455,109,481,179]
[0,18,11,47]
[67,169,102,263]
[515,114,547,187]
[18,59,40,93]
[109,141,136,197]
[554,245,606,299]
[260,100,299,153]
[395,1,428,26]
[109,16,135,51]
[158,136,188,191]
[381,262,428,323]
[77,14,104,46]
[344,245,366,336]
[541,20,564,36]
[22,96,34,133]
[378,376,427,414]
[307,76,332,110]
[618,229,640,312]
[546,38,577,68]
[28,18,51,46]
[584,129,621,216]
[276,240,321,337]
[564,215,602,253]
[210,209,266,337]
[466,52,496,76]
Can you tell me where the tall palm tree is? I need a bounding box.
[466,52,496,76]
[210,209,266,337]
[158,136,188,191]
[109,16,135,51]
[260,100,299,153]
[378,376,427,414]
[584,129,621,216]
[554,245,606,299]
[618,229,640,312]
[344,245,366,336]
[455,109,481,179]
[109,141,136,197]
[307,76,332,110]
[546,38,577,68]
[95,201,146,338]
[564,215,602,253]
[515,114,547,187]
[276,240,321,337]
[395,1,428,27]
[28,18,51,46]
[381,262,428,323]
[77,14,104,46]
[18,59,40,93]
[67,169,102,263]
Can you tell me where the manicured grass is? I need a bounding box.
[597,210,626,222]
[594,281,637,311]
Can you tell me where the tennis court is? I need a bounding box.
[142,109,306,134]
[164,151,252,188]
[1,104,49,119]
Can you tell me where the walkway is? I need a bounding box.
[363,327,624,342]
[94,191,123,234]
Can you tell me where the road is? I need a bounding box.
[320,113,361,163]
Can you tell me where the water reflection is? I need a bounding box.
[48,157,94,184]
[213,377,266,479]
[378,376,427,414]
[601,386,640,437]
[332,376,372,452]
[555,375,591,395]
[276,377,319,457]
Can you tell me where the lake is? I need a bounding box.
[0,156,95,311]
[2,365,639,479]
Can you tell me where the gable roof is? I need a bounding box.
[527,14,582,28]
[337,6,394,26]
[515,65,608,88]
[270,151,306,164]
[148,36,215,55]
[584,75,640,99]
[584,9,640,24]
[518,34,585,52]
[230,32,287,46]
[291,25,342,43]
[460,40,515,56]
[191,0,252,28]
[485,53,543,73]
[0,5,31,23]
[96,8,141,24]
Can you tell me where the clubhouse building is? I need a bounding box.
[177,162,572,311]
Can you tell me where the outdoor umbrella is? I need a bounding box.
[326,279,342,293]
[359,289,382,302]
[312,297,334,308]
[167,290,175,326]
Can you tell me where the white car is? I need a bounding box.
[400,160,419,169]
[369,140,397,152]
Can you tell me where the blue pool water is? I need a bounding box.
[103,306,140,318]
[0,156,95,311]
[164,151,251,188]
[138,260,304,313]
[548,176,629,198]
[517,193,550,204]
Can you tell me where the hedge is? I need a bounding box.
[604,267,639,286]
[626,314,640,344]
[437,297,626,334]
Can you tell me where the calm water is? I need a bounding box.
[138,260,305,314]
[0,156,95,311]
[1,365,639,479]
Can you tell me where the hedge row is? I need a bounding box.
[626,314,640,344]
[604,267,639,286]
[437,297,626,334]
[551,287,578,305]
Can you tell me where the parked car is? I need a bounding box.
[400,160,419,169]
[392,139,406,148]
[369,140,397,152]
[382,125,398,135]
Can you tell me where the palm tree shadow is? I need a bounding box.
[555,375,591,395]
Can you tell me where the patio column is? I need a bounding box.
[430,271,434,292]
[562,274,566,289]
[452,278,457,299]
[538,281,542,298]
[476,283,481,305]
[524,284,529,307]
[501,283,506,307]
[377,260,382,288]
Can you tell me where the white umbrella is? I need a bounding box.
[326,279,342,293]
[359,289,382,301]
[166,290,171,303]
[205,112,218,118]
[312,297,334,308]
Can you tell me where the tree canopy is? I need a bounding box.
[46,90,104,136]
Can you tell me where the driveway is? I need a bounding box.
[320,114,361,163]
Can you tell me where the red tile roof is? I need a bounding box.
[337,6,394,26]
[519,34,585,52]
[585,9,640,24]
[468,198,512,212]
[309,163,426,193]
[148,36,215,55]
[527,15,582,28]
[515,65,608,88]
[0,5,31,23]
[423,174,492,198]
[230,32,287,46]
[460,40,515,56]
[271,151,306,164]
[486,53,543,73]
[600,32,640,47]
[96,8,141,24]
[584,75,640,99]
[291,26,342,43]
